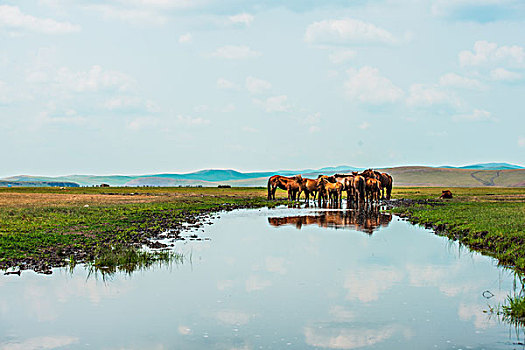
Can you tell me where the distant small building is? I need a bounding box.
[100,183,110,187]
[218,185,231,188]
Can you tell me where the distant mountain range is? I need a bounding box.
[1,163,524,187]
[440,162,524,170]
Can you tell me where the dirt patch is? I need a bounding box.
[0,192,162,207]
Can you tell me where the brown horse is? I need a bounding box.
[286,176,303,201]
[439,190,453,199]
[373,171,393,200]
[297,177,321,203]
[334,174,355,203]
[351,172,366,203]
[267,175,302,200]
[360,169,377,179]
[365,178,382,203]
[318,177,343,207]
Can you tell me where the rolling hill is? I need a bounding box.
[1,163,524,187]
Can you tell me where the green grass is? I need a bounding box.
[391,187,525,272]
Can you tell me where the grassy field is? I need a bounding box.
[0,186,524,275]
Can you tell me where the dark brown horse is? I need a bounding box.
[267,175,302,200]
[365,178,382,203]
[361,169,392,200]
[334,174,355,203]
[373,171,393,200]
[351,172,366,203]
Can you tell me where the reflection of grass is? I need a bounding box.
[488,293,525,335]
[85,245,183,278]
[501,294,525,325]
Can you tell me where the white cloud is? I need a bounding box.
[359,121,370,130]
[265,256,287,274]
[518,136,525,147]
[175,115,210,126]
[329,306,355,322]
[490,67,522,81]
[253,95,290,112]
[56,65,136,93]
[0,5,80,34]
[459,40,525,68]
[302,112,321,125]
[406,84,460,108]
[84,4,166,24]
[124,0,196,8]
[229,13,254,26]
[344,267,403,302]
[211,45,261,59]
[178,32,192,43]
[242,126,258,133]
[452,109,497,122]
[37,109,87,125]
[216,78,237,89]
[344,66,403,104]
[104,96,159,113]
[439,73,485,90]
[458,303,497,329]
[245,275,272,292]
[215,310,253,325]
[309,125,320,133]
[245,76,272,94]
[304,325,401,349]
[178,325,192,335]
[127,116,159,130]
[0,336,79,350]
[305,18,397,45]
[329,50,356,64]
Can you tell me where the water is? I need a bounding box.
[1,206,523,349]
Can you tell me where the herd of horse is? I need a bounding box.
[267,169,393,206]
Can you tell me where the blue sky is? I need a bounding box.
[1,0,524,176]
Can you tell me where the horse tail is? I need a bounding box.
[359,178,365,202]
[386,175,394,199]
[267,177,272,200]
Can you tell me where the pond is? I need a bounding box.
[1,206,523,349]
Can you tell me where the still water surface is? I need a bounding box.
[1,207,523,349]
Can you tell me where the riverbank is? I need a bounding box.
[388,187,525,273]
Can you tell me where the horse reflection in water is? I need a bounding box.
[268,207,392,235]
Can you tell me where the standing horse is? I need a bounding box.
[334,174,355,204]
[318,177,343,207]
[267,175,302,200]
[373,171,393,200]
[351,172,366,203]
[365,178,382,203]
[297,177,321,203]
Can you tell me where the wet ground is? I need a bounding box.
[1,206,523,349]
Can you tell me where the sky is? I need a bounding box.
[1,0,524,176]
